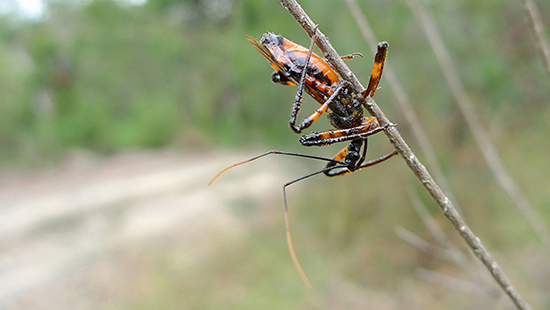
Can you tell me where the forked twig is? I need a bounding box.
[403,0,550,255]
[406,189,478,277]
[280,1,533,309]
[415,267,494,298]
[395,226,464,264]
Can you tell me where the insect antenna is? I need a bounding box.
[210,150,347,289]
[209,150,341,185]
[282,163,347,289]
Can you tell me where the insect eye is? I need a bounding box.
[271,71,282,83]
[271,71,293,85]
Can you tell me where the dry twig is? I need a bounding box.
[395,226,463,264]
[279,1,533,309]
[343,0,460,212]
[415,267,494,298]
[521,0,550,81]
[403,0,550,255]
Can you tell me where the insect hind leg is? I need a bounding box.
[362,41,389,98]
[326,149,398,177]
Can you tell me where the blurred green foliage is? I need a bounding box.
[1,0,549,164]
[2,0,550,308]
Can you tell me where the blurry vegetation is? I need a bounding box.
[1,0,548,163]
[0,0,289,162]
[1,0,550,308]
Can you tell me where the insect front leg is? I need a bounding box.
[287,25,347,134]
[290,82,347,134]
[288,25,321,134]
[299,116,386,146]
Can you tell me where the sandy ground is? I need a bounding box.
[2,149,544,309]
[0,149,290,309]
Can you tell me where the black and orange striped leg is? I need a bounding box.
[290,83,347,134]
[324,138,364,176]
[362,41,389,99]
[322,138,398,177]
[288,25,319,134]
[299,116,388,147]
[300,123,385,146]
[325,148,398,177]
[322,143,351,176]
[288,25,348,134]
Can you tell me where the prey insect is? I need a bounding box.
[210,27,398,288]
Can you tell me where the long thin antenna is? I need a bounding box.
[282,164,346,289]
[209,150,341,185]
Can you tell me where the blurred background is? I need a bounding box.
[1,0,549,309]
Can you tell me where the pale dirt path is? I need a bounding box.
[0,149,293,309]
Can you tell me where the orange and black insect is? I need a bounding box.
[210,27,398,288]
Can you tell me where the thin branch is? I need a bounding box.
[521,0,550,81]
[343,0,461,213]
[344,1,484,283]
[279,1,533,309]
[403,0,550,256]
